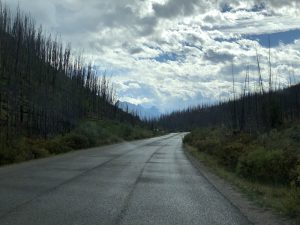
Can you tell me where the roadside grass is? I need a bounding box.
[184,126,300,220]
[0,119,163,166]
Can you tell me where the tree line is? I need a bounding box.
[156,85,299,132]
[0,2,140,147]
[155,52,300,133]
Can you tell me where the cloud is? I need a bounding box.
[152,0,206,18]
[203,48,234,63]
[4,0,300,112]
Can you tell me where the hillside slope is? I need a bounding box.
[0,2,156,165]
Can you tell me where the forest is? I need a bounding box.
[156,71,300,133]
[0,2,152,165]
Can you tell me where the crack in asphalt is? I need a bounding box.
[113,144,170,225]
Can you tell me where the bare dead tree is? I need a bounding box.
[268,35,272,92]
[256,48,264,94]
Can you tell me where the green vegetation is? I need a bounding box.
[0,119,160,166]
[184,126,300,219]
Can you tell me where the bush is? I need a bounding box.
[197,138,221,155]
[31,147,50,158]
[237,148,299,184]
[44,138,72,154]
[238,133,255,145]
[129,127,153,140]
[183,133,192,144]
[291,165,300,187]
[75,121,108,146]
[217,143,244,170]
[290,126,300,143]
[45,133,90,154]
[0,138,50,164]
[61,133,90,150]
[121,126,133,139]
[283,186,300,217]
[0,119,156,166]
[0,146,20,164]
[22,138,50,158]
[183,128,212,145]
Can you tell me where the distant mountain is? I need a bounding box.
[118,101,161,120]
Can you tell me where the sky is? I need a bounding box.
[5,0,300,112]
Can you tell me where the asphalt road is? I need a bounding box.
[0,133,252,225]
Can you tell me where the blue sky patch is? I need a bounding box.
[220,3,232,13]
[245,29,300,47]
[154,52,184,62]
[220,2,265,13]
[214,29,300,48]
[250,3,266,12]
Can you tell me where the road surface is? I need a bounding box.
[0,133,252,225]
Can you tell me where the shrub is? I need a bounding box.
[291,165,300,187]
[75,121,107,146]
[237,148,299,184]
[61,133,90,150]
[283,186,300,217]
[31,147,50,158]
[290,126,300,143]
[121,126,133,139]
[183,128,210,145]
[0,137,51,165]
[217,142,244,170]
[0,146,20,164]
[44,138,72,154]
[183,133,192,144]
[22,138,50,158]
[197,138,221,155]
[130,127,152,140]
[0,119,156,166]
[238,133,255,145]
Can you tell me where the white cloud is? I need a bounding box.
[5,0,300,112]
